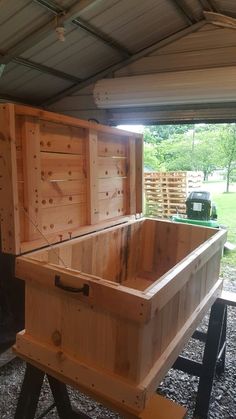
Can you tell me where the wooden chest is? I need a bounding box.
[0,103,226,413]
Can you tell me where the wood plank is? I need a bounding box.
[14,333,146,412]
[15,255,151,324]
[141,220,156,273]
[41,152,86,181]
[87,129,99,224]
[139,393,186,418]
[21,117,42,241]
[98,156,127,178]
[12,348,186,418]
[15,104,142,138]
[41,179,86,199]
[40,120,86,155]
[98,133,127,157]
[99,196,126,221]
[41,203,87,235]
[142,279,222,401]
[20,216,133,254]
[41,192,86,208]
[98,177,127,200]
[146,228,226,312]
[0,103,21,253]
[128,137,136,214]
[16,150,23,181]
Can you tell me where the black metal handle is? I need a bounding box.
[54,275,89,296]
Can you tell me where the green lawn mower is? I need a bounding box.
[172,190,219,228]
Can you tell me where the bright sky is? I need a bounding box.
[117,125,144,134]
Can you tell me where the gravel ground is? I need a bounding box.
[0,267,235,419]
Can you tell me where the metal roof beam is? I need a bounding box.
[0,0,100,65]
[12,57,82,83]
[71,17,131,57]
[42,20,205,106]
[33,0,65,15]
[171,0,198,24]
[34,0,131,57]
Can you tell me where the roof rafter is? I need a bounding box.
[34,0,131,57]
[170,0,198,24]
[42,20,205,106]
[0,0,100,65]
[33,0,65,15]
[71,17,131,57]
[12,57,82,83]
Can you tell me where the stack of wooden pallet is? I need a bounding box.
[144,171,203,218]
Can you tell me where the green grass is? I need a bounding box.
[211,191,236,267]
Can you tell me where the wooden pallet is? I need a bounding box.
[144,171,203,218]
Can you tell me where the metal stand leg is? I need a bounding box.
[194,301,226,419]
[15,364,44,419]
[47,375,89,419]
[216,305,227,375]
[15,363,91,419]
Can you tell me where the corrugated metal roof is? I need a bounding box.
[82,0,187,52]
[21,26,122,78]
[0,0,236,115]
[0,0,52,51]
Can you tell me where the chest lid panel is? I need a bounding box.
[0,103,143,255]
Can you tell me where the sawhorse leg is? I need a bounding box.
[15,363,91,419]
[194,301,227,419]
[15,364,44,419]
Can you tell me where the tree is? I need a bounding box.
[157,135,193,171]
[218,124,236,192]
[192,129,222,180]
[144,124,192,143]
[143,123,236,192]
[144,143,162,171]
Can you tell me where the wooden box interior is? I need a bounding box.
[29,218,217,291]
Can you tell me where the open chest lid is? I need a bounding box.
[0,103,143,255]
